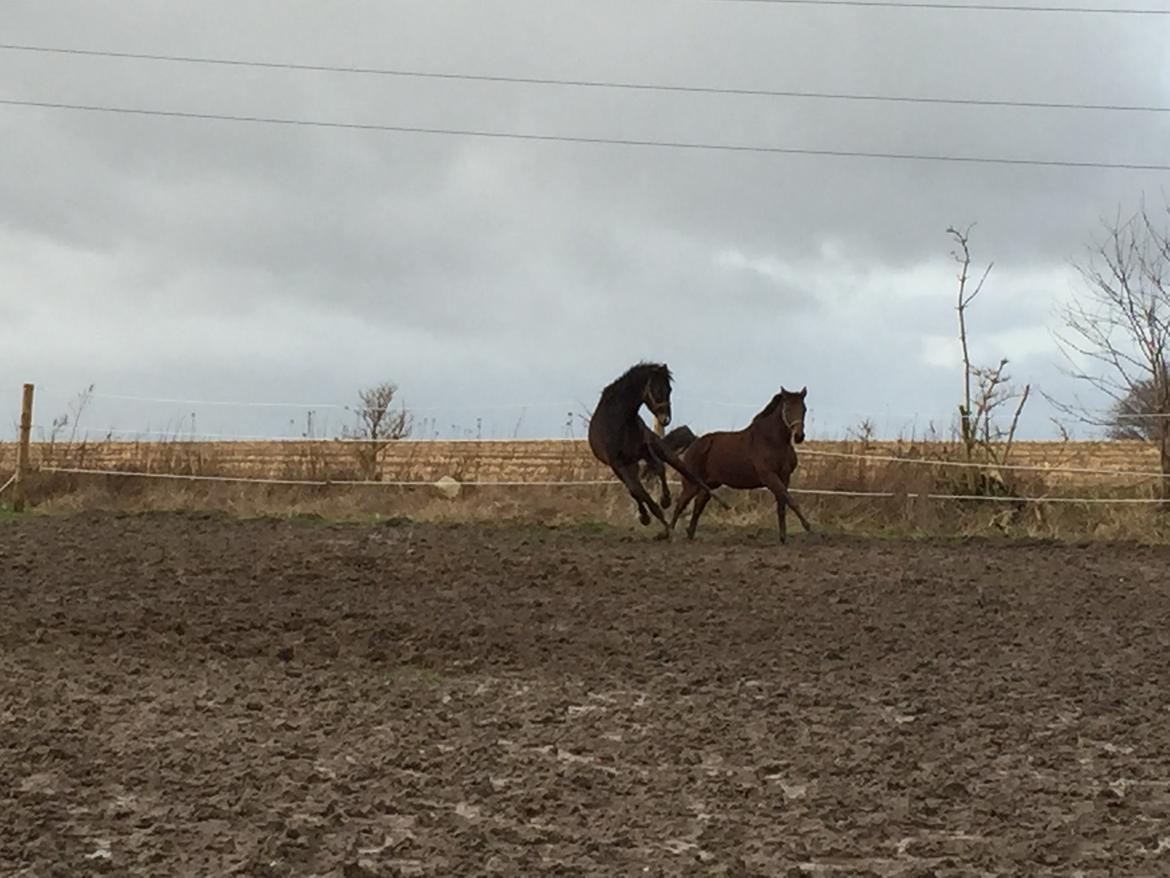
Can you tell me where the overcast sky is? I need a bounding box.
[2,0,1169,442]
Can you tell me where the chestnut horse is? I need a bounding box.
[587,362,723,539]
[669,386,813,543]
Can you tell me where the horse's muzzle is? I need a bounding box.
[655,408,672,428]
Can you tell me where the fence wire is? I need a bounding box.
[37,465,1169,505]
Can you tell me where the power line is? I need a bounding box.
[2,43,1165,115]
[707,0,1170,14]
[2,97,1169,171]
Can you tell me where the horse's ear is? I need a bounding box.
[780,385,788,395]
[800,386,807,398]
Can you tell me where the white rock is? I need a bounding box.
[434,476,461,499]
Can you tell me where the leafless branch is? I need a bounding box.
[1002,384,1030,464]
[945,225,1029,484]
[1052,196,1170,489]
[341,381,412,480]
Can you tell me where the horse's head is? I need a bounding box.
[779,386,808,444]
[641,364,674,428]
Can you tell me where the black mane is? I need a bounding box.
[600,361,672,400]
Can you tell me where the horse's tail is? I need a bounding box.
[640,425,697,481]
[661,425,698,456]
[649,432,730,510]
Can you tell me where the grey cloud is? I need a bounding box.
[2,0,1168,441]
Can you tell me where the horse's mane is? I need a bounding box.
[750,392,785,425]
[600,361,672,398]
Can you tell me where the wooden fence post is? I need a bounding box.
[13,383,33,512]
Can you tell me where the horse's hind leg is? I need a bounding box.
[669,481,699,532]
[687,490,712,541]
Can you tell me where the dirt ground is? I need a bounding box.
[3,512,1170,877]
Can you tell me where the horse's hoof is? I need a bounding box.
[661,495,672,509]
[638,510,651,526]
[655,529,672,542]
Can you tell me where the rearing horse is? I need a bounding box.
[670,386,814,544]
[587,362,722,539]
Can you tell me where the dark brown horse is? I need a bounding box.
[587,363,723,539]
[669,386,814,543]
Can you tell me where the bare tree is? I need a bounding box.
[949,225,992,459]
[948,226,1031,475]
[1052,201,1170,492]
[1107,377,1163,441]
[342,381,411,480]
[970,359,1031,465]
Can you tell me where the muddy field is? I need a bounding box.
[3,513,1170,877]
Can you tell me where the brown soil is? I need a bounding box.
[3,512,1170,877]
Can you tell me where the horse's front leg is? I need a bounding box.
[617,464,672,540]
[786,487,813,533]
[760,471,812,544]
[643,448,671,509]
[623,464,653,525]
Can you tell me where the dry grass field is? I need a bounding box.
[2,438,1168,541]
[1,437,1163,486]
